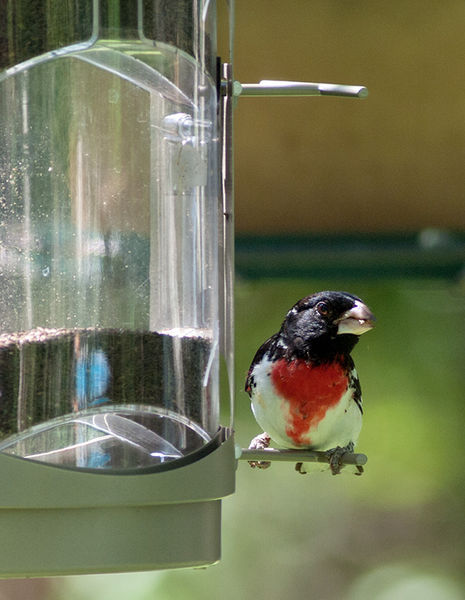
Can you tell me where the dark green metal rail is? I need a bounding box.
[235,231,465,280]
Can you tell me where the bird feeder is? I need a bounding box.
[0,0,235,577]
[0,0,368,578]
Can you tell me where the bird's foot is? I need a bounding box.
[295,462,307,475]
[248,432,271,469]
[325,442,360,476]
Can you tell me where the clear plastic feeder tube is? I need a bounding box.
[0,0,227,471]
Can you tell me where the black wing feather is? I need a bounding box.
[244,332,282,395]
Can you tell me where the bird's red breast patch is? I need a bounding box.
[270,359,348,445]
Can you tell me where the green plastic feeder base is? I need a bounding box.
[0,501,222,577]
[0,428,235,578]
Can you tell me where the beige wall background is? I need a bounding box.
[221,0,465,233]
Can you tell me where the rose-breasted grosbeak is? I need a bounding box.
[245,291,375,475]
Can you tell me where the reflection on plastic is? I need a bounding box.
[0,407,211,470]
[76,348,111,408]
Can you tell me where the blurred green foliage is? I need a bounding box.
[49,277,465,600]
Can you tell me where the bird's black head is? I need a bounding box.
[279,291,375,361]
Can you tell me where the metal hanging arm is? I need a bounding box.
[233,79,368,99]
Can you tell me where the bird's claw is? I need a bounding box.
[325,446,345,475]
[325,442,358,476]
[248,432,271,469]
[295,462,307,474]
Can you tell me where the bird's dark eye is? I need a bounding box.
[316,301,330,316]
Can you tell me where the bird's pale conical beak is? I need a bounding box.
[336,301,376,336]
